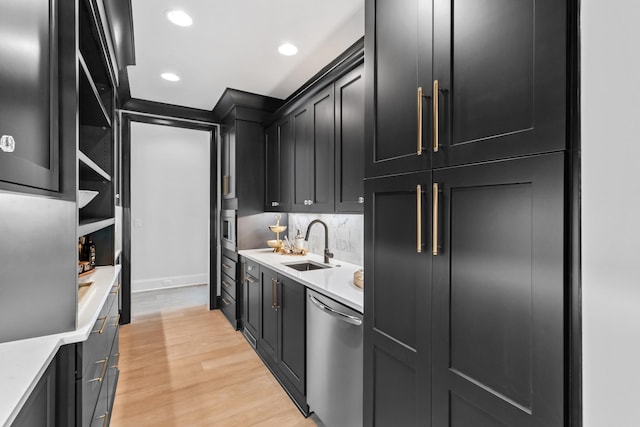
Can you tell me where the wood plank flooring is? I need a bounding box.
[111,289,317,426]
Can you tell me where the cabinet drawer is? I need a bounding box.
[221,289,237,327]
[89,367,110,427]
[244,258,259,281]
[221,274,237,297]
[80,354,109,427]
[81,292,116,377]
[221,255,237,280]
[107,329,120,412]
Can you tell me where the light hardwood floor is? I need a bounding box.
[111,287,317,426]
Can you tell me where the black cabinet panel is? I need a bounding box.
[292,105,312,210]
[259,266,278,362]
[244,264,260,342]
[12,358,56,427]
[363,171,432,426]
[0,0,59,192]
[264,123,280,210]
[265,116,293,212]
[335,64,365,212]
[433,0,567,167]
[278,275,306,396]
[432,153,565,426]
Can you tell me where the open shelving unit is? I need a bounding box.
[77,0,116,269]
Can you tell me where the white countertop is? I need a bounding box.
[238,249,364,313]
[0,266,120,427]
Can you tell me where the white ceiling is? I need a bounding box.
[127,0,365,111]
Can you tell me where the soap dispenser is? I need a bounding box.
[294,229,305,250]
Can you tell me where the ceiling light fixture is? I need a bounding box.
[278,43,298,56]
[161,72,180,82]
[166,10,193,27]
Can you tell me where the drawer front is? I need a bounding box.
[89,369,110,427]
[221,274,237,297]
[244,258,259,281]
[107,329,120,412]
[106,293,119,353]
[221,255,237,280]
[80,355,109,427]
[82,291,116,376]
[221,289,238,328]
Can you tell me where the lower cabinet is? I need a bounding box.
[220,249,240,330]
[240,261,308,415]
[12,359,57,427]
[77,284,120,427]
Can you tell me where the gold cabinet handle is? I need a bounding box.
[111,353,120,369]
[222,297,231,306]
[110,284,121,295]
[111,313,120,328]
[417,86,424,155]
[222,279,232,290]
[222,263,232,270]
[433,182,439,255]
[95,412,109,427]
[245,275,256,284]
[89,358,108,383]
[92,316,108,334]
[417,185,422,253]
[274,280,280,311]
[271,278,276,309]
[433,80,439,152]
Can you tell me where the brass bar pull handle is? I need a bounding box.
[221,263,232,269]
[111,313,121,327]
[222,297,231,306]
[95,412,109,427]
[222,279,231,289]
[417,86,424,155]
[92,316,108,334]
[271,278,276,309]
[245,275,256,284]
[110,284,121,295]
[417,185,423,253]
[275,280,280,311]
[433,182,439,256]
[433,80,439,152]
[89,358,108,383]
[111,353,120,369]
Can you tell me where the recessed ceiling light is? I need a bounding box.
[278,43,298,56]
[166,10,193,27]
[161,72,180,82]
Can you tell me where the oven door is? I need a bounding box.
[221,210,236,250]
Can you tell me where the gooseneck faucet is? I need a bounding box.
[304,219,334,264]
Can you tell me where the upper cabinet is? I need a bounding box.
[264,39,365,214]
[0,0,59,193]
[335,64,365,213]
[292,86,335,213]
[365,0,567,177]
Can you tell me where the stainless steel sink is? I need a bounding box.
[283,261,332,271]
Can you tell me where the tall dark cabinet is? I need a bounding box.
[213,89,283,328]
[364,0,571,425]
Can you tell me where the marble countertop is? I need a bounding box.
[0,266,120,427]
[238,249,364,313]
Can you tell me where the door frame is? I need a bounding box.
[118,109,219,324]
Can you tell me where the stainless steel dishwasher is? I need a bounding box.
[307,289,363,427]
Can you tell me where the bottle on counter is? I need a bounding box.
[87,237,96,267]
[295,229,305,250]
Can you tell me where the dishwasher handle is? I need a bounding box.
[308,294,362,326]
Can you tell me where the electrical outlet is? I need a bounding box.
[162,280,172,287]
[134,218,143,227]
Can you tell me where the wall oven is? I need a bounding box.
[221,210,236,250]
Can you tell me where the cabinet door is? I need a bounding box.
[363,172,432,426]
[244,266,261,340]
[264,123,280,211]
[365,0,432,178]
[432,0,567,168]
[431,153,565,426]
[292,104,313,211]
[0,0,59,192]
[308,86,335,212]
[259,266,279,362]
[335,64,365,213]
[277,275,306,397]
[221,123,236,199]
[12,358,57,427]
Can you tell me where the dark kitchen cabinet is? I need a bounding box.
[431,152,565,426]
[335,64,365,213]
[292,86,335,212]
[365,0,567,177]
[12,358,57,427]
[257,266,307,413]
[241,257,261,347]
[220,123,236,200]
[363,171,432,426]
[264,115,293,212]
[0,0,60,193]
[220,250,239,330]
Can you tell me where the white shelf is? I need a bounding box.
[78,218,115,236]
[79,151,111,182]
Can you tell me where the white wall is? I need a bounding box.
[131,123,211,292]
[581,2,640,425]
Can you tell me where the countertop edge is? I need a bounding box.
[0,265,120,427]
[238,249,364,313]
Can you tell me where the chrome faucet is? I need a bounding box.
[304,219,334,264]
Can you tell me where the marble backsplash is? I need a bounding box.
[287,213,364,266]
